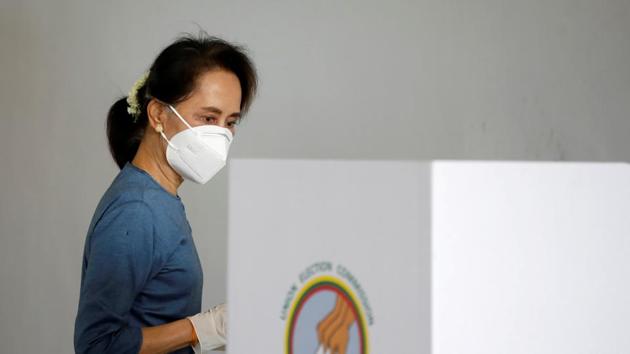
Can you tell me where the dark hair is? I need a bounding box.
[106,32,258,169]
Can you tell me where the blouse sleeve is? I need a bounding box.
[74,200,157,354]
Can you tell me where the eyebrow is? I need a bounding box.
[199,106,241,118]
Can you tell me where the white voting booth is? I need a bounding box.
[226,159,630,354]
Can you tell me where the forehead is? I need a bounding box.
[186,68,242,110]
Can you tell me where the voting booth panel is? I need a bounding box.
[227,159,431,354]
[227,159,630,354]
[431,162,630,354]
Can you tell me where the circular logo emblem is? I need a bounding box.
[285,275,369,354]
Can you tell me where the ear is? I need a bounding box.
[147,98,168,133]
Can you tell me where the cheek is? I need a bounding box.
[165,121,188,139]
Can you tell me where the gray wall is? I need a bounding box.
[0,0,628,352]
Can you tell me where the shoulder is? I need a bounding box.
[86,167,188,258]
[87,195,171,268]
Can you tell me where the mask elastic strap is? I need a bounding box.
[159,131,179,151]
[159,104,192,151]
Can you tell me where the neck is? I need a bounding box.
[131,133,183,197]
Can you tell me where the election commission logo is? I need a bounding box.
[281,262,374,354]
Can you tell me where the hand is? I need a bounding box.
[187,303,227,353]
[316,296,355,354]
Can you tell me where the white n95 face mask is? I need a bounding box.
[159,104,233,184]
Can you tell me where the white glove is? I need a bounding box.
[187,303,227,353]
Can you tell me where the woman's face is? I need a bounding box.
[162,68,243,138]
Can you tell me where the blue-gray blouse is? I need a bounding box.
[74,162,203,353]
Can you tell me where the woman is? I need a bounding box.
[74,33,258,354]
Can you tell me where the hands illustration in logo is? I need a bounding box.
[315,295,356,354]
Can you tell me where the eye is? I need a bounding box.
[202,116,216,123]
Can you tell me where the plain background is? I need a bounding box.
[0,0,628,352]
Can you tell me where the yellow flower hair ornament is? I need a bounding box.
[126,71,150,122]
